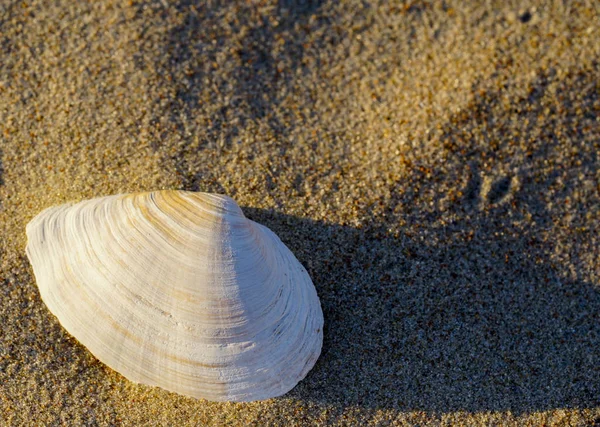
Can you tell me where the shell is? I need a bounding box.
[25,191,323,402]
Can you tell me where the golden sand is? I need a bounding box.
[1,0,599,425]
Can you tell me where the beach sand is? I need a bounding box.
[1,0,599,425]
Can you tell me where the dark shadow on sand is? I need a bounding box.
[241,203,600,413]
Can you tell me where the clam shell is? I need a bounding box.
[25,191,323,402]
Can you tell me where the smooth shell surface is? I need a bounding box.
[25,191,323,402]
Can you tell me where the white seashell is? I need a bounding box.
[25,191,323,402]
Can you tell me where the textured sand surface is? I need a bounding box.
[0,0,599,425]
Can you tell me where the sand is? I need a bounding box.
[0,0,599,425]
